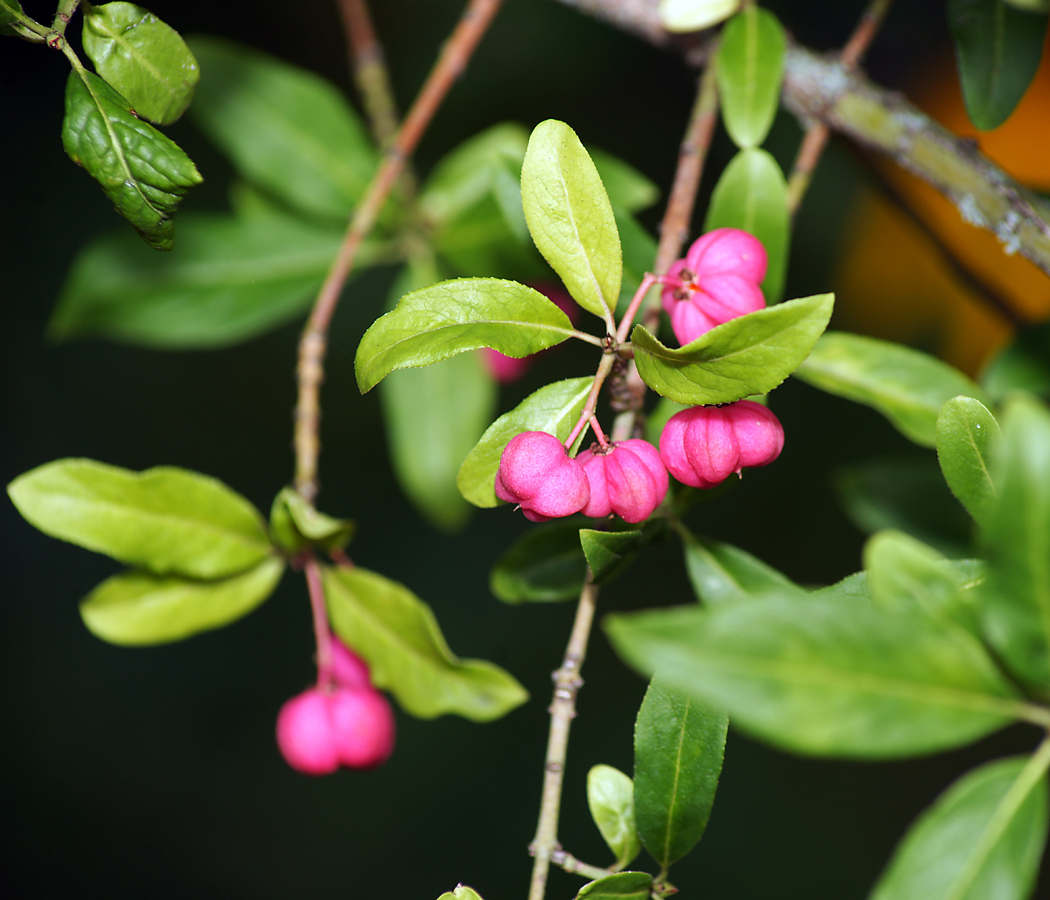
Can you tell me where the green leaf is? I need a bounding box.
[978,395,1050,688]
[634,675,728,867]
[355,278,573,393]
[436,887,485,900]
[575,872,654,900]
[795,333,989,447]
[981,319,1050,401]
[703,147,789,302]
[948,0,1049,131]
[8,459,272,579]
[62,69,201,250]
[870,754,1049,900]
[457,377,592,508]
[589,148,659,214]
[269,487,355,555]
[520,119,622,319]
[324,565,528,721]
[587,764,642,868]
[631,293,833,406]
[1004,0,1050,11]
[80,557,284,645]
[187,36,376,222]
[81,1,199,125]
[580,522,665,585]
[49,211,352,347]
[659,0,740,32]
[716,7,786,149]
[490,523,587,603]
[937,396,1001,525]
[0,0,40,40]
[681,529,803,606]
[606,591,1026,759]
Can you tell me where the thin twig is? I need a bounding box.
[549,848,613,882]
[294,0,504,503]
[528,580,600,900]
[337,0,401,146]
[304,556,335,689]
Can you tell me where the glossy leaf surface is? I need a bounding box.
[634,675,727,867]
[489,523,586,603]
[81,2,199,124]
[795,333,988,447]
[458,377,592,508]
[716,6,786,148]
[188,37,376,222]
[575,873,653,900]
[631,293,833,406]
[580,523,664,585]
[682,530,803,605]
[62,70,201,250]
[937,396,1000,525]
[587,764,642,868]
[870,754,1049,900]
[80,557,284,645]
[356,278,573,393]
[8,459,271,579]
[520,119,621,318]
[607,591,1025,758]
[325,566,528,721]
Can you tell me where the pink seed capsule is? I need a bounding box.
[276,688,341,776]
[576,439,669,523]
[495,431,590,522]
[659,401,784,489]
[330,636,371,690]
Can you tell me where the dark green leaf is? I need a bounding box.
[521,119,622,319]
[269,487,355,555]
[580,522,665,585]
[981,318,1050,401]
[575,872,653,900]
[871,754,1049,900]
[187,36,376,222]
[458,377,592,508]
[634,675,727,867]
[703,147,789,302]
[978,395,1050,688]
[606,591,1026,758]
[8,459,272,579]
[795,332,989,447]
[948,0,1049,130]
[81,1,199,124]
[681,529,803,605]
[62,70,201,250]
[80,557,284,645]
[589,148,659,213]
[355,278,574,393]
[324,565,528,721]
[587,764,642,868]
[937,396,1001,526]
[490,523,587,603]
[50,211,353,347]
[631,293,833,405]
[716,6,786,149]
[1,0,41,38]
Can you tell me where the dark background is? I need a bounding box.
[3,1,1046,898]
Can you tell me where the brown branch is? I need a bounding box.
[294,0,504,503]
[337,0,401,147]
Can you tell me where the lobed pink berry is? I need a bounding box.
[576,439,669,523]
[659,401,784,489]
[276,685,395,775]
[661,228,768,346]
[495,430,590,522]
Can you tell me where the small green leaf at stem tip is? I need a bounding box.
[490,523,587,603]
[575,872,654,900]
[436,887,485,900]
[81,1,199,125]
[520,119,622,319]
[62,70,201,250]
[587,764,642,868]
[936,396,1000,526]
[659,0,740,33]
[580,522,665,585]
[355,278,574,393]
[324,565,528,721]
[80,557,284,646]
[870,755,1049,900]
[716,6,786,149]
[269,487,355,555]
[631,293,833,407]
[7,458,271,579]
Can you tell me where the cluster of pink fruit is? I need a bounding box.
[276,636,395,775]
[496,228,783,525]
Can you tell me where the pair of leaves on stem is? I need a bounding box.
[6,459,526,723]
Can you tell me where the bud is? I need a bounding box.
[577,439,669,523]
[495,431,590,521]
[659,401,784,489]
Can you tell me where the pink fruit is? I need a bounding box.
[661,228,768,346]
[330,636,371,690]
[494,431,590,522]
[659,401,784,489]
[576,439,669,523]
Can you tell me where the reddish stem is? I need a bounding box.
[304,556,335,691]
